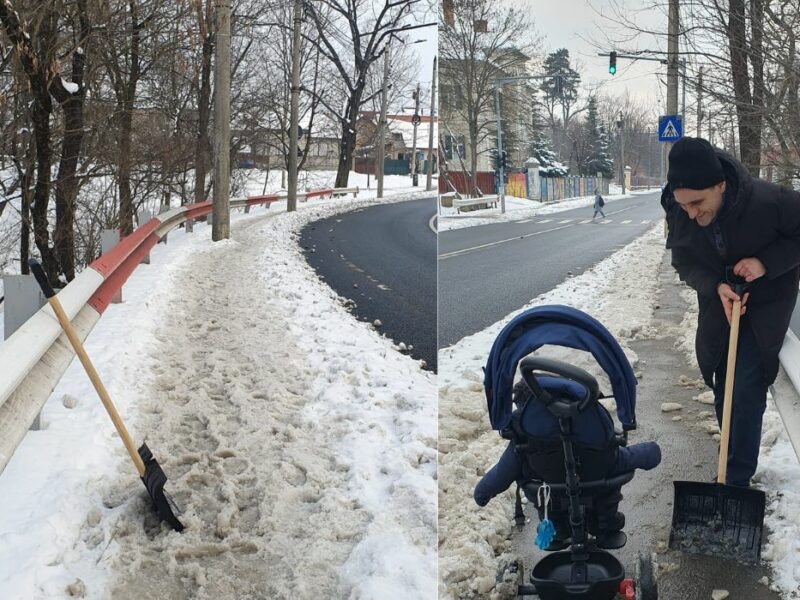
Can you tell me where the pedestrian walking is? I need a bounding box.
[661,136,800,487]
[592,189,606,220]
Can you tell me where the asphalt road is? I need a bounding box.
[300,197,437,371]
[438,192,666,348]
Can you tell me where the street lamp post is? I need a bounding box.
[410,83,420,187]
[617,112,625,195]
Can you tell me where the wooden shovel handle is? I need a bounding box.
[717,299,742,484]
[48,295,146,476]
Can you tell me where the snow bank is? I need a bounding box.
[438,225,666,599]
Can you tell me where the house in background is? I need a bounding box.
[439,49,535,174]
[355,111,438,175]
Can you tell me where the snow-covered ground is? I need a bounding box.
[438,187,662,232]
[438,224,800,598]
[0,187,437,598]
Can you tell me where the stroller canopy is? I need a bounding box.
[483,305,637,431]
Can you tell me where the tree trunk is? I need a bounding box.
[194,33,213,204]
[116,4,142,236]
[728,0,761,175]
[118,107,135,234]
[334,94,361,188]
[52,15,89,279]
[31,75,59,283]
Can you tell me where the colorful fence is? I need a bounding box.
[505,172,527,198]
[539,176,609,202]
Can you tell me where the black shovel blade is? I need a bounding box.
[669,480,765,563]
[138,443,184,532]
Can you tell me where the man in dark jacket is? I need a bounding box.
[662,136,800,487]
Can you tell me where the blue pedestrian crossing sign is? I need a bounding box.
[658,115,683,142]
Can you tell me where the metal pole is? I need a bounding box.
[426,57,437,192]
[495,83,506,213]
[411,83,420,187]
[665,0,680,175]
[696,66,703,138]
[681,60,687,127]
[287,0,303,212]
[212,0,231,241]
[618,116,625,194]
[377,45,391,199]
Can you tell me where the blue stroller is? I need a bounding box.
[477,306,661,600]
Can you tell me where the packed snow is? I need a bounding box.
[0,187,437,599]
[438,188,661,232]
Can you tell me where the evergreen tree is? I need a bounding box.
[528,106,568,176]
[582,96,614,178]
[528,132,568,177]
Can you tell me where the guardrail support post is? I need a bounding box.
[101,230,123,304]
[158,205,171,243]
[137,209,152,264]
[3,274,47,429]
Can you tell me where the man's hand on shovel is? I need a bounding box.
[717,283,749,325]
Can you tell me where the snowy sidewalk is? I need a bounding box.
[0,193,436,599]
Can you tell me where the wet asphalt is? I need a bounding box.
[438,193,665,349]
[299,197,437,371]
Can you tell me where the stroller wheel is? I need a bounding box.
[634,552,658,600]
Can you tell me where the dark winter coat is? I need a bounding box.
[661,149,800,386]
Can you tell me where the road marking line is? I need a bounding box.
[579,219,592,224]
[439,224,573,260]
[538,219,553,223]
[517,219,533,224]
[641,219,651,224]
[559,219,572,223]
[621,219,632,224]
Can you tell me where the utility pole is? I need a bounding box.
[410,83,420,187]
[212,0,231,241]
[665,0,680,174]
[617,113,625,194]
[696,66,703,137]
[287,0,302,212]
[426,56,437,192]
[377,44,391,199]
[495,83,506,213]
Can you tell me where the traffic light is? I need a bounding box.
[500,150,508,169]
[609,51,617,75]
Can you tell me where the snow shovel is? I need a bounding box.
[669,276,765,563]
[29,260,184,532]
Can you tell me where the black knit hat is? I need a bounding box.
[667,137,725,190]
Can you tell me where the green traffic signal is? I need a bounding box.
[609,51,617,75]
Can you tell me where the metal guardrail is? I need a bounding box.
[0,187,359,474]
[777,330,800,461]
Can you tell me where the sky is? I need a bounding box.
[529,0,676,121]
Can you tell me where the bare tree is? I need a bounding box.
[439,0,538,194]
[302,0,425,188]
